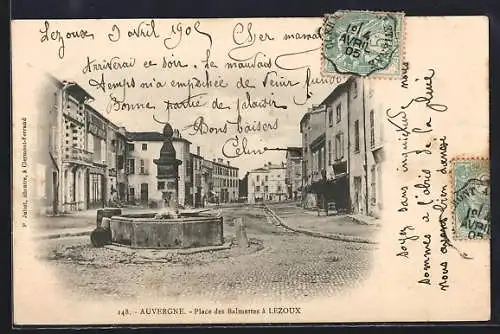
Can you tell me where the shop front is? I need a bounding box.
[87,166,106,209]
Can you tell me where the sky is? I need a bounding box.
[15,18,345,176]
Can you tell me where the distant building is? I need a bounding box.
[239,172,249,201]
[285,147,303,200]
[190,146,205,207]
[189,146,240,207]
[247,162,287,204]
[210,158,239,204]
[300,104,327,208]
[125,129,191,207]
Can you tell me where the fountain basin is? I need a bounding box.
[109,214,224,249]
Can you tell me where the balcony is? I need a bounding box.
[63,147,93,165]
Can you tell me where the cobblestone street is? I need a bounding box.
[36,204,378,303]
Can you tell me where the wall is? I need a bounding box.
[348,78,368,215]
[364,79,385,218]
[127,141,163,205]
[268,167,287,201]
[325,89,349,179]
[35,78,59,212]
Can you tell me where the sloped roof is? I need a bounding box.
[126,131,191,144]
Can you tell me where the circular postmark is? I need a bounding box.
[452,161,490,240]
[323,11,402,76]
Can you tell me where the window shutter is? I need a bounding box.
[340,132,345,159]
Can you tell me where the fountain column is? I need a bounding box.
[153,123,182,215]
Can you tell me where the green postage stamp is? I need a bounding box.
[322,10,404,77]
[451,158,490,240]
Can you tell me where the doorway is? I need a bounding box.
[140,183,149,205]
[354,176,362,214]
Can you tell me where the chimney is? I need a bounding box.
[197,146,200,156]
[227,160,230,166]
[213,158,216,162]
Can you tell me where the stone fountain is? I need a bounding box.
[105,122,224,249]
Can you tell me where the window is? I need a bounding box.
[335,132,344,160]
[328,107,333,126]
[140,159,148,174]
[127,143,134,151]
[336,104,342,123]
[352,81,358,98]
[277,174,281,178]
[354,120,360,152]
[370,109,375,147]
[142,143,148,151]
[265,175,268,182]
[117,155,124,169]
[128,187,135,201]
[328,140,332,165]
[158,181,165,190]
[126,158,135,174]
[256,175,260,182]
[277,185,282,192]
[256,186,261,192]
[264,186,268,192]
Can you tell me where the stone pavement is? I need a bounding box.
[34,207,153,239]
[263,203,380,244]
[34,226,93,239]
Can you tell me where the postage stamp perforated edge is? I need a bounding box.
[449,156,490,241]
[320,10,406,80]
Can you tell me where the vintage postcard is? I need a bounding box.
[11,14,489,325]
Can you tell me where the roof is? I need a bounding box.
[126,131,191,144]
[268,164,285,169]
[319,76,356,106]
[249,168,270,173]
[299,76,356,131]
[86,104,109,123]
[300,104,326,129]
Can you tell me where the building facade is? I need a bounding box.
[34,74,241,214]
[125,130,191,207]
[247,162,287,204]
[125,131,239,208]
[211,158,239,204]
[300,76,385,217]
[86,105,109,209]
[285,147,303,201]
[300,104,327,208]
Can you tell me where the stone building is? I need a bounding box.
[211,158,239,204]
[125,129,191,207]
[285,147,303,201]
[35,73,130,214]
[35,75,92,214]
[86,105,109,209]
[247,162,287,204]
[300,104,327,208]
[300,76,385,217]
